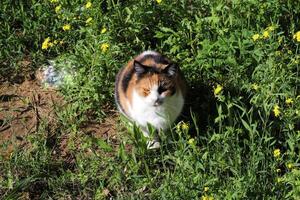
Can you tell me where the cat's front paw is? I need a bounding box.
[147,139,160,149]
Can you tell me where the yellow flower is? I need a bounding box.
[188,138,195,145]
[86,17,93,24]
[101,27,107,34]
[204,187,209,192]
[263,31,270,39]
[182,122,189,131]
[85,1,92,9]
[276,168,281,173]
[276,177,282,183]
[55,5,61,13]
[251,83,259,91]
[214,84,223,96]
[62,24,71,31]
[59,40,64,45]
[266,25,276,31]
[273,105,280,117]
[176,121,190,133]
[202,195,214,200]
[273,149,281,158]
[42,37,51,50]
[156,0,162,3]
[53,40,58,44]
[285,98,293,105]
[252,34,260,41]
[101,43,110,52]
[287,163,293,169]
[293,31,300,42]
[50,0,58,3]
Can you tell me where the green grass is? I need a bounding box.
[1,0,300,199]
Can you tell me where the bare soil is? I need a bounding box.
[0,72,119,158]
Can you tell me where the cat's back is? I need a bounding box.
[114,55,135,116]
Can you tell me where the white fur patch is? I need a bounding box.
[140,50,159,57]
[127,85,184,137]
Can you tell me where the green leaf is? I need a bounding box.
[94,138,113,152]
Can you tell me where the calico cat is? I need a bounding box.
[115,51,186,148]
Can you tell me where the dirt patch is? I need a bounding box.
[0,73,120,158]
[0,78,63,157]
[82,110,119,142]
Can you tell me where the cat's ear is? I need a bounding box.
[163,63,177,77]
[133,60,147,75]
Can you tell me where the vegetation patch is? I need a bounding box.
[0,0,299,199]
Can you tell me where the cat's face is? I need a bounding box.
[133,60,177,107]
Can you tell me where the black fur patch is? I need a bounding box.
[139,54,169,65]
[170,87,176,96]
[121,67,134,93]
[114,67,125,114]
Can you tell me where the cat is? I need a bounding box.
[115,50,186,149]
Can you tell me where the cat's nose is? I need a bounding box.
[154,98,163,106]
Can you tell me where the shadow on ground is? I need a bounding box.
[180,80,217,137]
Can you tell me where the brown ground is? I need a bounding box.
[0,72,119,158]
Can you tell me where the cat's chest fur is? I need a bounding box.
[128,86,184,131]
